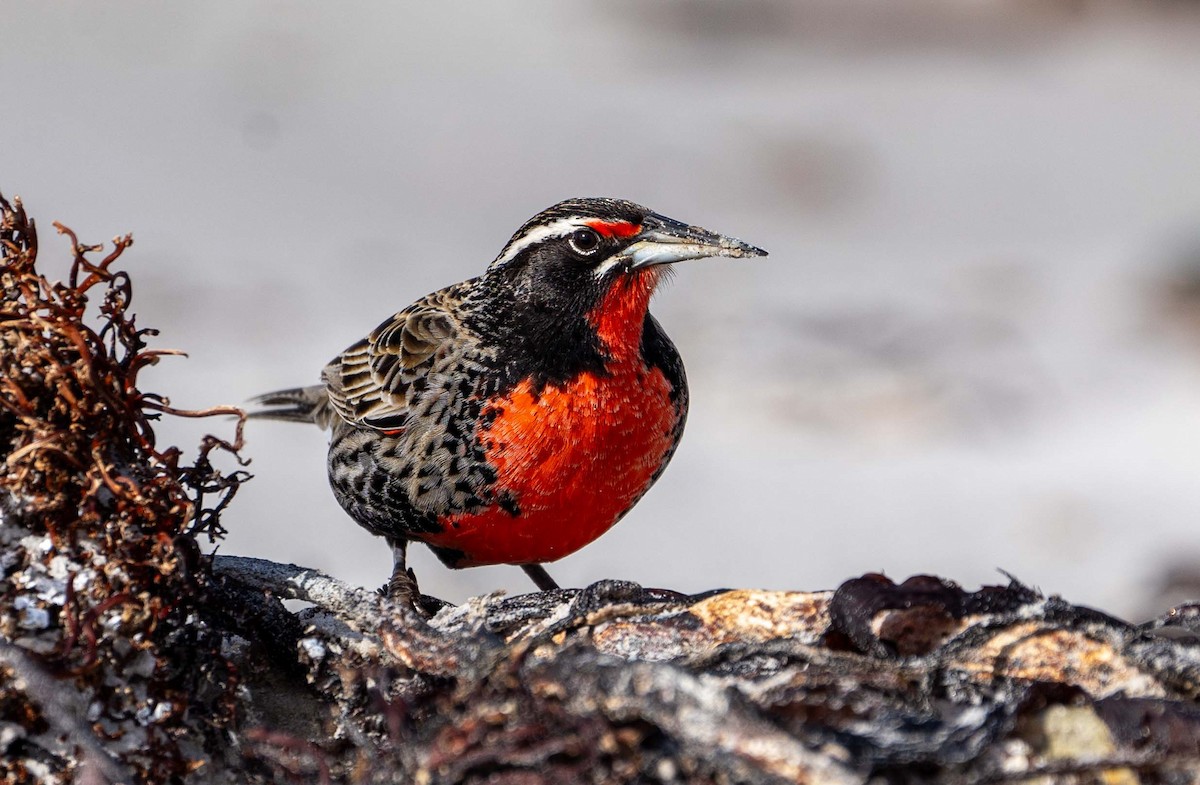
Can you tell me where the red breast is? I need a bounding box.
[421,269,679,566]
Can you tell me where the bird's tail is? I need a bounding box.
[248,385,332,427]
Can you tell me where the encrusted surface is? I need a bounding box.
[210,560,1200,784]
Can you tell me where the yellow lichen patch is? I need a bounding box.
[952,623,1164,699]
[689,590,832,645]
[1030,705,1140,785]
[587,591,832,661]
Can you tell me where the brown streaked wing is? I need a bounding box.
[322,288,462,431]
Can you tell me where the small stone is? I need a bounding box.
[13,595,50,630]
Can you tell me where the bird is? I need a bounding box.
[251,198,766,597]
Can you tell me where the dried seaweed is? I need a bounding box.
[0,192,248,784]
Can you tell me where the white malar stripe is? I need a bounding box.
[591,256,626,279]
[492,217,594,267]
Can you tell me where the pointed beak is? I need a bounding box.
[618,213,768,270]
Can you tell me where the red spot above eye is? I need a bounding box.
[586,220,641,239]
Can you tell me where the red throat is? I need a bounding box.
[587,267,660,357]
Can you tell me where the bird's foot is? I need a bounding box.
[384,565,419,604]
[380,566,448,618]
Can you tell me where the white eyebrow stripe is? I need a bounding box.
[492,217,594,266]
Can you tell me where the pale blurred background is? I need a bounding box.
[5,1,1200,617]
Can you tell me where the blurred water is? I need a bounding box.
[4,1,1200,615]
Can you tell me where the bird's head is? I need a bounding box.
[486,198,766,350]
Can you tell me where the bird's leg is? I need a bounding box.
[386,539,420,605]
[521,564,561,592]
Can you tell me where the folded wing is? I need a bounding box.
[323,289,462,432]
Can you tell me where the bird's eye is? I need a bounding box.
[568,228,601,256]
